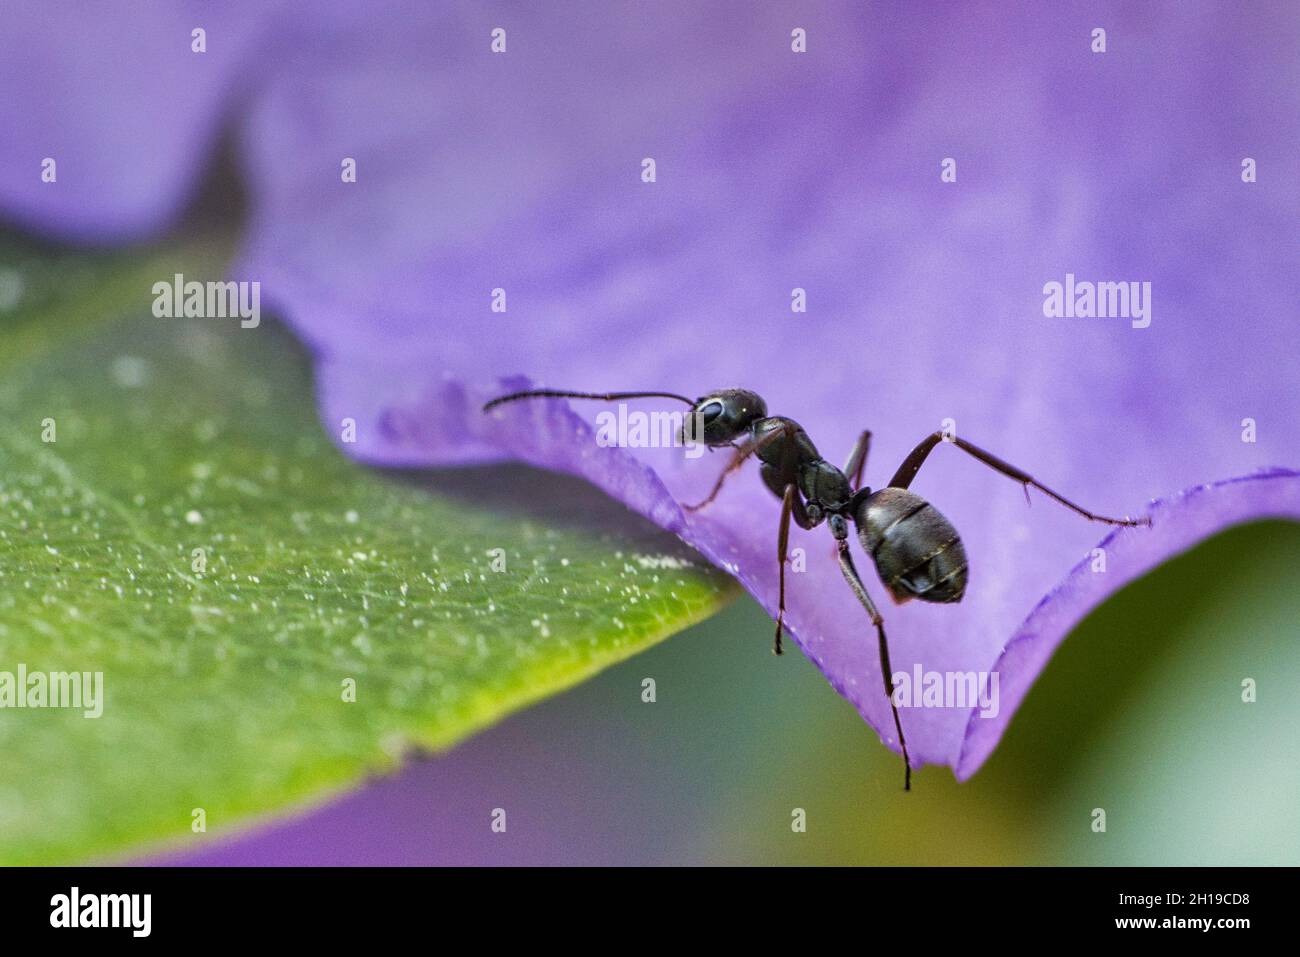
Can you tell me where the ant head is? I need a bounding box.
[685,389,768,445]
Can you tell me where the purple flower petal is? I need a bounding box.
[0,1,278,241]
[3,2,1298,777]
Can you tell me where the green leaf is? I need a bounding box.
[0,233,735,864]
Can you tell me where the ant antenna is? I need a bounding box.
[483,389,695,412]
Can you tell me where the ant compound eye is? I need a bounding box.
[698,400,724,422]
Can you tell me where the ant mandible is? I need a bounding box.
[483,386,1150,789]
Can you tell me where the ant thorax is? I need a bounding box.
[799,458,853,513]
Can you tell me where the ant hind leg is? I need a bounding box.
[887,431,1149,528]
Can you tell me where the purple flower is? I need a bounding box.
[3,1,1298,779]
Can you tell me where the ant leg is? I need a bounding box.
[683,423,789,512]
[774,485,795,656]
[835,538,912,791]
[887,431,1149,527]
[843,430,872,490]
[772,481,812,656]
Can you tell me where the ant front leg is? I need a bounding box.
[887,431,1149,528]
[684,423,790,512]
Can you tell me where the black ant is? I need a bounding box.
[483,387,1150,789]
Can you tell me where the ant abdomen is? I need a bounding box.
[856,487,969,604]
